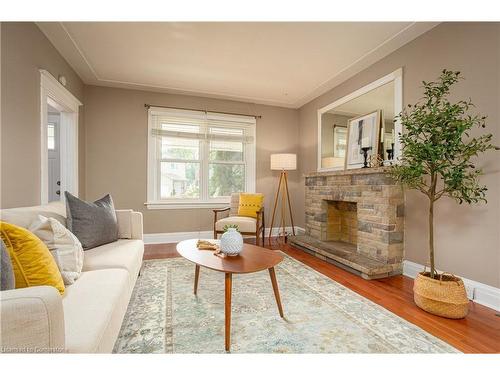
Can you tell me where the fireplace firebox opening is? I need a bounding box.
[326,201,358,245]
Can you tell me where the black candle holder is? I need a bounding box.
[361,146,372,168]
[386,148,393,160]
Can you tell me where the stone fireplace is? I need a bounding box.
[290,167,404,279]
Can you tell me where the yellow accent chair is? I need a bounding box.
[213,193,265,246]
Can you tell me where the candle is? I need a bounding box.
[361,136,370,148]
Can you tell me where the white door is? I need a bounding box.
[47,112,61,202]
[40,70,82,205]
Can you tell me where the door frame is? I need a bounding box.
[40,69,82,204]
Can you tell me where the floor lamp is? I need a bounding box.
[269,153,296,245]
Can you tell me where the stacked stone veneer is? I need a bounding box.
[305,167,405,266]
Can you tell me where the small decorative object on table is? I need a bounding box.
[196,240,225,257]
[196,240,219,251]
[220,226,243,256]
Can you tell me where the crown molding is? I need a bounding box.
[37,22,439,109]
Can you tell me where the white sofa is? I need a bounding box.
[0,202,144,353]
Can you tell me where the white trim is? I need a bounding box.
[144,231,214,244]
[41,70,82,109]
[146,109,157,205]
[144,226,305,244]
[392,71,404,160]
[40,70,82,204]
[59,111,79,200]
[317,68,403,172]
[403,260,500,312]
[246,123,257,194]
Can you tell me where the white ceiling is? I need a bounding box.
[38,22,438,108]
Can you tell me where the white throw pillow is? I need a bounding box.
[29,215,84,285]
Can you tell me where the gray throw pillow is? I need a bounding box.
[1,238,15,290]
[65,192,119,250]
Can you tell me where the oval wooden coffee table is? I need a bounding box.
[176,239,285,352]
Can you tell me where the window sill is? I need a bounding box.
[144,201,230,210]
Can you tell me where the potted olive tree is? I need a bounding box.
[391,70,496,319]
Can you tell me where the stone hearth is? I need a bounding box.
[290,167,404,279]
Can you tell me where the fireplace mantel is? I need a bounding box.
[304,166,392,178]
[290,167,404,279]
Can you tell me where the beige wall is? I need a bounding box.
[83,85,299,234]
[0,22,85,208]
[298,22,500,287]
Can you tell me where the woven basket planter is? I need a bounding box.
[413,272,469,319]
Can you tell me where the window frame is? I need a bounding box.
[146,107,256,210]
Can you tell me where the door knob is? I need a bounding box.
[56,190,61,195]
[57,181,61,186]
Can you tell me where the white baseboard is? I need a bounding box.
[403,260,500,312]
[144,231,213,244]
[264,226,305,237]
[144,226,305,245]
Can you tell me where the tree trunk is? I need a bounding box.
[428,173,437,279]
[429,198,435,278]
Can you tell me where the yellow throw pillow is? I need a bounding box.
[0,221,65,295]
[238,193,264,218]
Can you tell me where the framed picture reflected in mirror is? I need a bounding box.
[345,110,381,169]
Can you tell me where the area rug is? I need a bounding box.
[113,254,459,353]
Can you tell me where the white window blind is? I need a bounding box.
[147,107,256,208]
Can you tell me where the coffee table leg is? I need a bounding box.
[268,267,284,318]
[225,272,232,352]
[194,265,200,295]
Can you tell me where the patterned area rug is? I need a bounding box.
[113,254,459,353]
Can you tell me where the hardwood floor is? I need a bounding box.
[143,240,500,353]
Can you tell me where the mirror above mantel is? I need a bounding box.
[317,68,403,171]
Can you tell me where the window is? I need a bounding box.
[147,107,256,209]
[47,123,56,150]
[333,126,346,158]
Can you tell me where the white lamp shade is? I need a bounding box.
[271,153,297,171]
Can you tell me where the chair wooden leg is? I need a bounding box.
[262,213,266,247]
